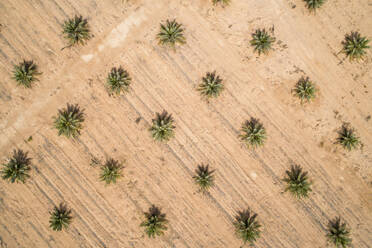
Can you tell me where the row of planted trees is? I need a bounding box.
[3,0,368,247]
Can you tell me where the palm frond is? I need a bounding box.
[62,15,91,47]
[337,124,360,151]
[49,203,72,231]
[1,149,31,183]
[140,205,168,238]
[294,77,316,103]
[342,32,370,61]
[283,164,312,198]
[234,208,261,244]
[150,111,175,142]
[198,71,224,98]
[54,103,85,138]
[106,67,131,95]
[100,158,123,185]
[326,217,352,248]
[239,118,266,148]
[157,19,186,48]
[193,164,215,192]
[212,0,230,6]
[250,29,275,55]
[304,0,326,11]
[12,60,40,88]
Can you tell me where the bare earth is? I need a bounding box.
[0,0,371,247]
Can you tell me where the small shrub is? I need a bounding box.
[49,203,72,231]
[294,77,316,103]
[239,118,266,148]
[62,15,91,47]
[193,164,215,192]
[342,32,370,61]
[304,0,326,11]
[1,149,31,183]
[250,29,275,55]
[283,164,312,198]
[212,0,230,6]
[157,19,186,48]
[337,124,360,151]
[106,67,131,95]
[12,60,40,88]
[326,217,352,248]
[198,71,224,99]
[140,205,168,238]
[54,103,85,138]
[100,158,123,185]
[234,208,261,244]
[150,111,175,142]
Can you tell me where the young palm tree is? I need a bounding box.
[337,125,360,151]
[157,19,186,48]
[198,71,224,99]
[62,15,91,47]
[283,164,312,198]
[100,158,123,185]
[304,0,326,11]
[212,0,230,6]
[234,208,261,244]
[326,217,352,248]
[239,118,266,148]
[12,60,40,88]
[140,205,168,238]
[106,67,131,95]
[193,164,215,192]
[293,77,316,103]
[49,203,72,231]
[150,111,175,142]
[54,103,85,138]
[1,149,31,183]
[342,32,370,61]
[250,29,275,55]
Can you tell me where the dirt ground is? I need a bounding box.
[0,0,371,247]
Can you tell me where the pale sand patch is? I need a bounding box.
[81,54,94,62]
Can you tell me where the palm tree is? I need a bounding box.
[212,0,230,6]
[293,77,316,103]
[49,203,72,231]
[234,208,261,244]
[198,71,224,99]
[193,164,215,192]
[337,124,360,151]
[106,67,131,95]
[100,158,123,185]
[157,19,186,48]
[304,0,326,12]
[150,111,175,142]
[250,29,275,55]
[326,217,352,248]
[54,103,85,138]
[283,164,312,198]
[342,32,370,61]
[12,60,40,88]
[62,15,91,47]
[1,149,31,183]
[140,205,168,238]
[239,118,266,148]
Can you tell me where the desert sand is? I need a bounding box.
[0,0,371,247]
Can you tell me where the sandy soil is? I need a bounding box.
[0,0,371,247]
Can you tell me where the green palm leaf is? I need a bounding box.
[140,205,168,238]
[193,164,215,192]
[1,149,31,183]
[54,103,85,138]
[106,67,131,95]
[337,124,360,151]
[234,208,261,244]
[239,118,266,148]
[157,19,186,48]
[294,77,316,103]
[62,15,91,47]
[283,164,312,198]
[12,60,40,88]
[100,158,123,185]
[326,217,352,248]
[250,29,275,55]
[198,71,224,98]
[342,32,370,61]
[150,111,175,142]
